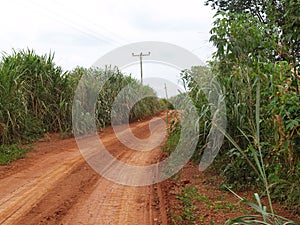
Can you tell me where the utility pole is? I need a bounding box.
[164,83,169,123]
[164,83,169,99]
[132,52,150,85]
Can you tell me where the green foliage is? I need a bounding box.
[197,5,300,213]
[180,66,225,163]
[214,200,237,213]
[0,144,31,165]
[221,148,259,190]
[72,66,162,135]
[204,0,289,26]
[0,49,73,144]
[170,184,239,224]
[225,193,299,225]
[206,0,300,91]
[162,0,300,219]
[0,49,163,163]
[129,87,162,122]
[268,163,300,213]
[197,193,212,207]
[159,98,174,110]
[176,62,300,212]
[162,112,181,155]
[171,186,200,225]
[209,11,278,74]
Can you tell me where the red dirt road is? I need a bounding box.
[0,113,168,225]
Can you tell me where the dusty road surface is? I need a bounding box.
[0,113,168,225]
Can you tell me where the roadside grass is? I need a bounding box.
[0,144,31,165]
[163,74,300,223]
[0,49,164,165]
[171,186,200,224]
[170,182,244,225]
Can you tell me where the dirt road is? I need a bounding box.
[0,113,168,225]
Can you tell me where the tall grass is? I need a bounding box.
[0,49,72,144]
[72,66,162,135]
[162,62,300,217]
[224,81,298,224]
[0,49,163,163]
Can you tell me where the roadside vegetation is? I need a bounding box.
[163,0,300,223]
[0,49,163,165]
[0,0,299,222]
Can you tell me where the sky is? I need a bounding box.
[0,0,216,97]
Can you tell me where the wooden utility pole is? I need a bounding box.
[164,83,169,99]
[164,83,169,123]
[132,52,151,85]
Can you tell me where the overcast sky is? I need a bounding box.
[1,0,216,96]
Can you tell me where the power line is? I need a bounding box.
[52,0,129,44]
[27,0,127,47]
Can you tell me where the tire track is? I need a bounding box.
[0,112,169,225]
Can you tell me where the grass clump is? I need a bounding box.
[0,144,31,165]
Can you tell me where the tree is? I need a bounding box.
[205,1,300,213]
[205,0,299,92]
[209,12,277,73]
[205,0,268,23]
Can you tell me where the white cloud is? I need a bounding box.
[0,0,216,70]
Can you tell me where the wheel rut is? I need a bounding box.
[0,113,169,225]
